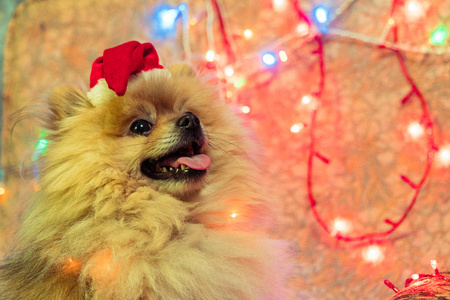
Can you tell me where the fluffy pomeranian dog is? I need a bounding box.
[0,41,292,299]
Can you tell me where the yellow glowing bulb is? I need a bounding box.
[205,50,215,62]
[388,18,395,26]
[225,90,233,99]
[290,123,304,133]
[362,245,384,263]
[189,18,198,26]
[240,106,251,114]
[244,29,253,39]
[231,213,237,218]
[407,122,424,139]
[278,50,288,62]
[0,187,5,195]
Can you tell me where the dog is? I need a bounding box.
[0,41,292,299]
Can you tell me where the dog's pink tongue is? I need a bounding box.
[163,154,211,170]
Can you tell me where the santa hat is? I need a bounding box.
[87,41,167,106]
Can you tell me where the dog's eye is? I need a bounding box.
[130,119,152,136]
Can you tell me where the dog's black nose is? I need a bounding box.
[177,113,200,130]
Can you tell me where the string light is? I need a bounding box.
[224,65,234,77]
[404,0,427,21]
[436,145,450,167]
[407,122,424,139]
[36,138,48,152]
[272,0,288,12]
[362,245,384,263]
[301,95,312,104]
[63,257,82,273]
[385,259,450,294]
[296,23,310,36]
[147,3,187,39]
[189,17,197,26]
[0,187,5,195]
[243,29,253,39]
[290,123,304,133]
[234,78,247,88]
[240,106,251,114]
[231,212,237,218]
[205,50,215,62]
[430,25,448,45]
[313,6,329,24]
[331,217,351,236]
[262,52,277,66]
[278,50,288,62]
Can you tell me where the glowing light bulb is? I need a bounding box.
[225,90,233,99]
[388,18,395,26]
[159,8,179,30]
[313,6,329,24]
[189,18,198,26]
[278,50,288,62]
[272,0,287,12]
[407,122,424,139]
[404,0,426,21]
[205,50,215,62]
[297,23,310,36]
[224,65,235,77]
[240,106,251,114]
[262,52,277,66]
[362,245,384,263]
[231,212,237,218]
[63,257,82,273]
[244,29,253,39]
[411,274,420,280]
[430,25,448,45]
[431,260,437,269]
[437,145,450,167]
[234,78,247,88]
[36,138,48,151]
[301,95,312,104]
[331,217,351,236]
[290,123,304,133]
[0,187,5,195]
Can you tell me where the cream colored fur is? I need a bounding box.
[0,65,292,299]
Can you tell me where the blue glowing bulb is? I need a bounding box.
[313,5,329,24]
[159,8,179,30]
[147,3,188,40]
[262,52,277,66]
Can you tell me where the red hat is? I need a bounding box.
[87,41,165,105]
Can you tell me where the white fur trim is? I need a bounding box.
[87,70,172,106]
[87,79,117,106]
[141,69,172,80]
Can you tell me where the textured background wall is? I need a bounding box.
[1,0,449,299]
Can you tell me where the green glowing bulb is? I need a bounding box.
[430,25,448,45]
[234,78,247,88]
[36,138,48,151]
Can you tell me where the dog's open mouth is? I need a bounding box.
[141,140,211,181]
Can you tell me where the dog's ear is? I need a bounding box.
[46,85,93,128]
[167,64,197,78]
